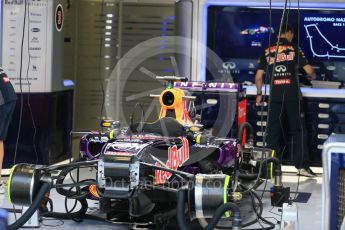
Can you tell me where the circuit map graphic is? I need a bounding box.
[304,23,345,59]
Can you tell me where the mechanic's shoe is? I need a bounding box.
[297,168,317,177]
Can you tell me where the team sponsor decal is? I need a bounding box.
[275,65,287,73]
[117,135,168,140]
[30,47,41,51]
[274,79,291,85]
[105,141,141,150]
[104,151,134,156]
[31,37,39,43]
[103,141,152,158]
[89,185,100,199]
[223,62,237,70]
[267,45,293,53]
[174,82,241,91]
[181,100,191,123]
[31,28,40,33]
[265,45,296,64]
[5,0,23,5]
[30,12,42,17]
[154,138,190,184]
[238,99,247,144]
[55,4,64,32]
[266,52,295,64]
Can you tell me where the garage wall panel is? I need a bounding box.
[73,0,175,130]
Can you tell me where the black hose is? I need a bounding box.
[41,198,88,220]
[55,167,94,199]
[44,160,98,171]
[177,190,241,230]
[176,190,192,230]
[264,157,283,183]
[242,193,264,228]
[204,203,241,230]
[264,157,281,168]
[240,157,283,195]
[238,122,254,144]
[55,167,77,197]
[238,156,282,179]
[8,183,51,230]
[248,191,275,230]
[238,173,259,180]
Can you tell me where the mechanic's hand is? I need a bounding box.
[256,95,263,106]
[307,75,316,81]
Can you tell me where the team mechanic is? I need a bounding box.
[255,24,317,177]
[0,67,17,193]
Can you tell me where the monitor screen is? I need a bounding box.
[207,6,345,85]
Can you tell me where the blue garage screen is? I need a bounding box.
[206,6,345,84]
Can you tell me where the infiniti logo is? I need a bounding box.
[223,62,237,70]
[275,65,287,73]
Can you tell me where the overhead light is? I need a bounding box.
[105,26,112,30]
[105,32,112,35]
[106,14,114,18]
[106,20,112,24]
[105,38,111,42]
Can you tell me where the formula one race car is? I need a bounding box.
[6,77,289,230]
[240,26,275,36]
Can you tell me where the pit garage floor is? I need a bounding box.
[1,166,323,230]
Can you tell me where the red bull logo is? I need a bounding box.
[181,101,191,123]
[265,45,295,64]
[154,138,189,184]
[266,52,295,64]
